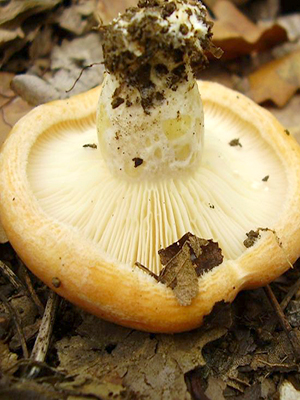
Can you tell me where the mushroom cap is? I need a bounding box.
[1,81,300,332]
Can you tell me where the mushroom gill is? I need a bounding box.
[27,82,286,276]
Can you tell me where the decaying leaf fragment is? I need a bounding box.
[248,49,300,107]
[211,0,287,59]
[158,233,223,306]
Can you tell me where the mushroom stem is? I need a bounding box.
[97,0,216,181]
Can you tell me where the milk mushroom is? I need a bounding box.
[1,0,300,333]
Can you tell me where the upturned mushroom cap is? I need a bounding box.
[1,81,300,332]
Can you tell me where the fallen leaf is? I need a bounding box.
[11,74,60,106]
[0,341,18,372]
[159,240,199,306]
[204,376,226,400]
[280,380,300,400]
[212,0,287,59]
[49,33,104,97]
[96,0,137,24]
[55,312,228,400]
[248,49,300,107]
[0,26,24,46]
[0,97,33,146]
[158,233,223,306]
[0,223,8,243]
[0,72,34,146]
[0,71,15,108]
[0,0,62,26]
[277,14,300,41]
[56,1,98,36]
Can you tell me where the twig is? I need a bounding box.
[135,262,159,280]
[0,95,17,128]
[26,291,59,378]
[264,284,300,362]
[5,358,65,377]
[0,290,29,358]
[280,276,300,311]
[54,385,106,400]
[0,106,13,128]
[18,258,44,316]
[65,62,103,93]
[0,260,26,293]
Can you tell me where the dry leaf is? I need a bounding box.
[212,0,287,59]
[11,75,60,106]
[0,341,18,372]
[96,0,137,24]
[159,241,199,306]
[55,313,228,400]
[0,26,24,46]
[277,13,300,41]
[49,33,104,97]
[158,233,223,306]
[0,0,62,26]
[280,381,300,400]
[0,222,8,243]
[204,376,226,400]
[0,72,33,146]
[248,49,300,107]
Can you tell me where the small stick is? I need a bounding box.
[0,290,29,358]
[264,284,300,362]
[66,62,103,93]
[5,358,65,377]
[26,291,59,378]
[280,276,300,311]
[54,385,106,400]
[18,259,44,316]
[0,260,26,293]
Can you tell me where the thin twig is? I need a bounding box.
[54,385,106,400]
[280,276,300,311]
[0,290,29,358]
[0,260,26,293]
[18,258,44,316]
[65,62,103,93]
[264,284,300,362]
[5,358,65,376]
[0,106,13,128]
[26,291,59,378]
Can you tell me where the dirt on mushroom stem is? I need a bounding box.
[99,0,219,112]
[97,0,222,181]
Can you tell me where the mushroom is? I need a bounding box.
[1,0,300,333]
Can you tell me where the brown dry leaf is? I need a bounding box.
[95,0,137,24]
[0,341,18,372]
[48,33,104,97]
[11,75,60,106]
[204,376,227,400]
[0,97,33,147]
[56,0,99,35]
[248,49,300,107]
[0,73,33,146]
[0,26,24,46]
[55,313,228,400]
[277,14,300,41]
[212,0,287,59]
[0,0,62,26]
[158,232,223,306]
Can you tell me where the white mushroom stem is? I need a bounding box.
[96,0,215,181]
[97,68,204,180]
